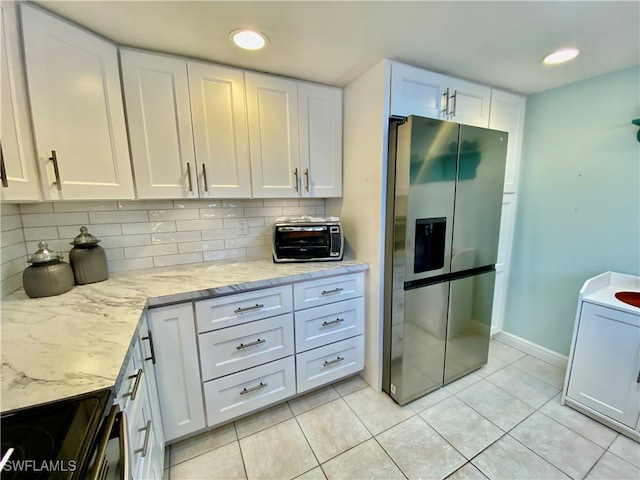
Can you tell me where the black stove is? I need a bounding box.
[1,389,112,479]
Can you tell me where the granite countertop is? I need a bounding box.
[0,259,368,412]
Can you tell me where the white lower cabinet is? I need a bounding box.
[204,356,296,426]
[148,303,206,442]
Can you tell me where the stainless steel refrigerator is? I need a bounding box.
[382,115,507,405]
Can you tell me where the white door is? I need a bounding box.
[491,193,517,334]
[246,72,300,198]
[0,4,41,201]
[188,61,251,198]
[148,303,206,442]
[567,302,640,429]
[298,83,342,197]
[20,4,133,200]
[489,89,526,193]
[120,49,196,199]
[446,77,491,128]
[390,62,447,119]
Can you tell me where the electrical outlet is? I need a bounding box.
[239,219,248,236]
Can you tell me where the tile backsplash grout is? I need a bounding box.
[1,198,325,296]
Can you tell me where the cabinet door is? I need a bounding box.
[390,62,447,119]
[567,302,640,428]
[138,318,164,449]
[298,83,342,197]
[246,73,300,198]
[489,89,526,193]
[148,303,205,442]
[188,61,252,198]
[0,4,41,201]
[491,193,516,334]
[120,49,196,199]
[20,4,133,200]
[446,77,491,128]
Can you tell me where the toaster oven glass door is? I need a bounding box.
[276,226,330,258]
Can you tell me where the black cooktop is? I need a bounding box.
[0,389,112,480]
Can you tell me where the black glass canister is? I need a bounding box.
[69,226,109,285]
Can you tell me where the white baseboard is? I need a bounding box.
[495,331,569,369]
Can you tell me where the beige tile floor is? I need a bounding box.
[163,340,640,480]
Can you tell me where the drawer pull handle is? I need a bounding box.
[142,330,156,364]
[240,382,268,395]
[321,287,344,296]
[234,303,265,314]
[237,338,266,350]
[122,369,143,400]
[323,356,345,367]
[322,318,345,327]
[134,420,152,457]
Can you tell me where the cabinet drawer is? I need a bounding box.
[199,313,294,381]
[196,285,293,333]
[294,273,364,310]
[296,335,364,393]
[295,298,364,352]
[117,341,144,414]
[204,357,295,427]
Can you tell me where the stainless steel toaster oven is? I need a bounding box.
[272,218,343,262]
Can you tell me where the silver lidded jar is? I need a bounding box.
[69,226,109,285]
[23,241,75,298]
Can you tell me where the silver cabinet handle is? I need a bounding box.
[186,162,193,192]
[134,420,152,457]
[234,303,264,314]
[0,142,8,188]
[293,168,299,192]
[240,382,268,395]
[322,318,344,327]
[450,90,457,117]
[236,338,266,350]
[202,163,208,192]
[323,356,344,367]
[122,369,142,400]
[304,168,309,192]
[321,287,344,296]
[142,330,156,364]
[49,150,62,191]
[441,88,449,116]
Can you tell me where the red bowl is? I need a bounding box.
[614,291,640,308]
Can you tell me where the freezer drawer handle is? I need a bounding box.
[323,356,344,367]
[134,420,152,457]
[321,287,344,296]
[240,382,268,395]
[122,369,143,400]
[234,303,265,314]
[237,338,266,350]
[322,318,344,327]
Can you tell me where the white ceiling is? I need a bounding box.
[32,0,640,95]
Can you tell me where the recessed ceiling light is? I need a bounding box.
[229,29,268,51]
[542,47,580,65]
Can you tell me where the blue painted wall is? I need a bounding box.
[503,66,640,356]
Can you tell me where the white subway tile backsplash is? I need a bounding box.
[199,208,243,219]
[1,274,23,297]
[281,206,317,216]
[53,201,118,212]
[121,222,176,235]
[1,257,25,279]
[89,211,148,224]
[23,227,60,242]
[58,224,123,239]
[109,257,154,273]
[1,204,20,215]
[152,231,202,245]
[118,200,174,211]
[176,219,224,231]
[224,237,265,249]
[220,199,263,208]
[299,198,325,206]
[153,252,203,268]
[173,200,221,209]
[18,203,54,214]
[104,248,125,261]
[248,226,271,237]
[177,240,225,254]
[22,212,89,227]
[1,228,25,248]
[125,244,178,259]
[244,207,284,218]
[99,234,151,249]
[1,215,22,232]
[201,229,245,241]
[203,248,245,262]
[2,243,28,263]
[148,209,200,221]
[263,199,300,207]
[248,218,265,227]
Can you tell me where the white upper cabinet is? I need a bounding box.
[0,3,41,201]
[390,61,491,128]
[246,73,301,198]
[121,50,196,199]
[20,4,134,200]
[298,83,342,197]
[188,61,251,198]
[247,73,343,198]
[489,89,526,193]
